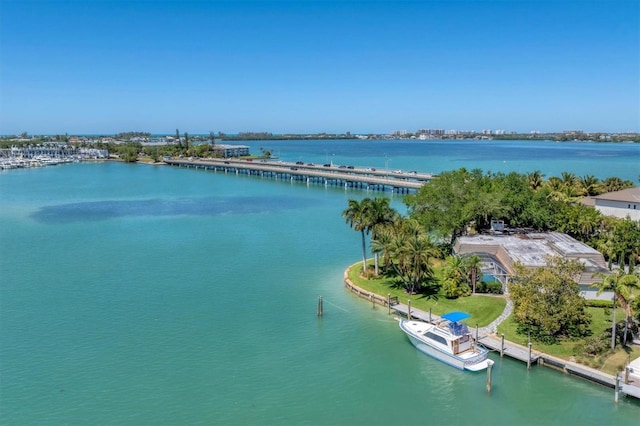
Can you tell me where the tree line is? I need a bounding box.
[404,168,638,266]
[343,168,640,347]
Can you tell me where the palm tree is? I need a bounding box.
[342,198,373,272]
[592,269,640,348]
[443,255,466,283]
[463,254,483,294]
[382,218,438,294]
[442,255,472,298]
[370,224,394,275]
[560,172,578,189]
[527,170,544,191]
[545,177,566,202]
[175,129,181,150]
[602,177,634,193]
[546,177,581,203]
[399,232,437,294]
[578,175,602,196]
[367,197,397,276]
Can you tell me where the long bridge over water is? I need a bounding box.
[164,157,435,193]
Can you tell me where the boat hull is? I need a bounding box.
[400,320,490,372]
[406,334,467,370]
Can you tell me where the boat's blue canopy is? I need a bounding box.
[442,311,470,323]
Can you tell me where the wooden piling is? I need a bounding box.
[615,373,620,403]
[407,300,412,320]
[475,324,479,342]
[624,366,630,384]
[501,334,505,357]
[486,361,493,393]
[429,307,432,323]
[387,294,391,315]
[527,342,532,369]
[371,294,375,309]
[317,296,323,317]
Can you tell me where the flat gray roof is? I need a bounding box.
[455,232,603,268]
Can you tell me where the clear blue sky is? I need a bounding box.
[1,0,638,135]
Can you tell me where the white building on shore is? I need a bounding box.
[213,144,250,158]
[582,187,640,221]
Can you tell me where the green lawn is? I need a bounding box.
[346,261,506,328]
[348,260,638,374]
[601,346,640,376]
[497,306,639,374]
[497,308,609,356]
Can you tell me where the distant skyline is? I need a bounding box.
[1,0,638,135]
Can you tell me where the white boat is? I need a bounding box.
[399,311,493,371]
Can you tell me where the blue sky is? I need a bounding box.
[1,0,638,135]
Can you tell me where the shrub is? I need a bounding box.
[476,281,503,294]
[585,299,614,308]
[574,335,609,357]
[442,279,471,299]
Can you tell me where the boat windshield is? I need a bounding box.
[447,321,469,336]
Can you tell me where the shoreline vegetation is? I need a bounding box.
[345,260,506,328]
[340,176,640,378]
[345,260,640,377]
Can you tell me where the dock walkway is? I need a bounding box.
[343,271,639,399]
[387,300,540,364]
[343,274,540,365]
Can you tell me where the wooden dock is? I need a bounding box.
[344,275,540,364]
[479,335,540,364]
[388,302,540,364]
[620,382,640,399]
[164,157,435,193]
[343,273,640,399]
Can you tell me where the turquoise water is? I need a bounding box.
[1,141,639,425]
[245,139,640,182]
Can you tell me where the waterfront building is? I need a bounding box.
[581,187,640,221]
[212,144,250,158]
[453,231,610,298]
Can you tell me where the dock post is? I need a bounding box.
[500,334,505,358]
[317,296,323,317]
[486,361,493,393]
[625,366,630,384]
[387,294,391,315]
[615,373,620,403]
[527,342,532,370]
[475,324,479,342]
[371,294,375,309]
[429,307,432,324]
[407,300,412,320]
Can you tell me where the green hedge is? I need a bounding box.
[475,281,503,294]
[585,299,614,308]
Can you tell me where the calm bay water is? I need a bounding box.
[244,139,640,182]
[1,141,639,425]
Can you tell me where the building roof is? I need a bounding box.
[591,187,640,203]
[454,231,607,274]
[580,197,596,207]
[457,232,599,262]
